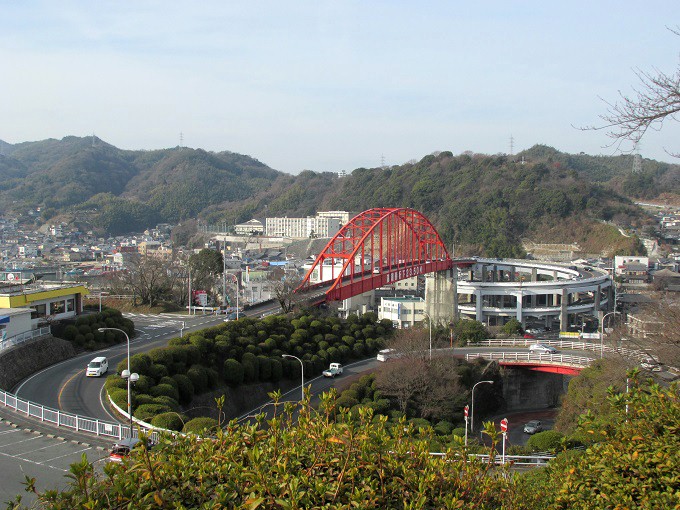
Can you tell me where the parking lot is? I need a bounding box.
[0,420,108,505]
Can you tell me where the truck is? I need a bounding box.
[322,362,343,378]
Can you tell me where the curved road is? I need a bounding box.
[13,313,229,420]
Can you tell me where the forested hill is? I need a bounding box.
[322,150,649,257]
[0,136,675,255]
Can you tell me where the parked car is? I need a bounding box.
[86,356,108,377]
[523,333,536,339]
[523,420,543,434]
[107,438,154,463]
[529,343,557,354]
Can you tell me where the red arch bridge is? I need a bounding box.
[296,208,473,303]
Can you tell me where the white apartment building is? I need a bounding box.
[378,296,425,329]
[316,210,352,226]
[265,216,341,239]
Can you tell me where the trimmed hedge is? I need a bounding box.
[183,417,219,435]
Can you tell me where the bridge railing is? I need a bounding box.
[465,352,592,367]
[430,451,555,467]
[469,339,648,361]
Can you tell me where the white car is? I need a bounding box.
[86,356,108,377]
[376,348,396,362]
[529,343,557,354]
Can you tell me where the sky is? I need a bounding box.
[1,2,679,175]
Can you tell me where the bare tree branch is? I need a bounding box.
[580,26,680,157]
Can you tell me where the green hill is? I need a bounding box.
[0,137,676,254]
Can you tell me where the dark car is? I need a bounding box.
[523,420,543,434]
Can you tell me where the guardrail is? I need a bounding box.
[0,388,133,441]
[469,339,652,362]
[465,352,592,368]
[0,326,51,351]
[430,451,555,467]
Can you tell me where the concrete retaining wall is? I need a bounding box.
[501,367,569,410]
[0,335,77,391]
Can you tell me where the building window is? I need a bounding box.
[51,300,65,315]
[66,298,75,312]
[32,304,47,319]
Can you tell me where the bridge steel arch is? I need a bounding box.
[296,208,452,302]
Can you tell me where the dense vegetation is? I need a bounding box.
[2,136,673,255]
[104,313,391,430]
[52,308,135,351]
[14,376,678,508]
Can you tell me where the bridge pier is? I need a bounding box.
[424,269,457,325]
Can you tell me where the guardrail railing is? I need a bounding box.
[465,352,592,368]
[0,326,51,351]
[468,339,652,361]
[0,388,157,442]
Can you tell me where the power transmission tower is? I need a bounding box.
[179,132,184,149]
[381,154,386,169]
[509,135,514,157]
[632,143,642,173]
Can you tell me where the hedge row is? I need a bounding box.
[54,308,135,350]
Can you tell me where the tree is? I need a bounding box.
[585,27,680,156]
[273,276,304,313]
[109,254,179,307]
[188,248,223,298]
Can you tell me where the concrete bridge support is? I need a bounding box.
[424,269,457,325]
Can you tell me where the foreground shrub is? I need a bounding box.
[183,417,219,435]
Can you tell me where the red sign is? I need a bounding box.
[500,418,508,432]
[464,405,469,418]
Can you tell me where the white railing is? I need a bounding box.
[430,451,555,467]
[469,339,652,362]
[0,326,51,351]
[0,388,158,442]
[465,352,592,368]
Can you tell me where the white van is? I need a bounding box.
[86,356,108,377]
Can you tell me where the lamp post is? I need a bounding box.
[98,291,109,313]
[422,311,433,361]
[600,311,620,359]
[282,354,304,402]
[470,380,493,434]
[99,327,138,437]
[225,273,239,319]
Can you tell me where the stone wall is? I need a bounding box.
[0,336,77,391]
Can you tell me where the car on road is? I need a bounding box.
[640,358,662,372]
[322,363,343,378]
[523,333,536,339]
[523,420,543,434]
[529,343,558,354]
[107,438,154,463]
[86,356,108,377]
[376,348,396,362]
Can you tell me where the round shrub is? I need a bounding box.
[107,388,128,409]
[187,365,209,393]
[451,427,466,437]
[159,376,179,390]
[134,403,172,422]
[148,363,169,381]
[104,375,127,391]
[172,374,194,404]
[148,347,174,367]
[135,374,154,395]
[434,421,454,436]
[527,430,564,452]
[150,412,186,432]
[223,359,244,385]
[258,356,272,381]
[129,353,152,376]
[153,395,180,412]
[134,394,156,406]
[63,325,79,341]
[270,359,283,382]
[150,383,180,402]
[183,417,219,435]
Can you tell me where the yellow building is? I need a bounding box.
[0,283,89,327]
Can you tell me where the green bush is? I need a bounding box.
[134,394,156,407]
[451,427,466,438]
[527,430,564,452]
[159,376,179,390]
[183,417,219,435]
[434,421,454,436]
[187,365,209,393]
[153,395,180,412]
[63,325,79,341]
[134,404,171,423]
[223,359,244,385]
[172,374,194,404]
[148,363,169,381]
[150,412,186,432]
[108,388,128,409]
[150,383,180,402]
[104,375,127,391]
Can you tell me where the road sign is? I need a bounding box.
[500,418,508,432]
[464,405,469,418]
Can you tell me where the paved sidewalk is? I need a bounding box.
[0,404,112,451]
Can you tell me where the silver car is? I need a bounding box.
[523,420,543,434]
[529,343,557,354]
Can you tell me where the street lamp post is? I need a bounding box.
[470,380,494,434]
[98,327,138,437]
[422,311,433,360]
[225,273,239,319]
[600,311,620,359]
[282,354,304,402]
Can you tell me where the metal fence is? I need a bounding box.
[469,338,649,361]
[0,326,51,351]
[465,351,593,368]
[0,388,152,442]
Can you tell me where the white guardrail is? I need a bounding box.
[465,351,592,367]
[0,326,51,351]
[469,338,651,361]
[0,388,159,442]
